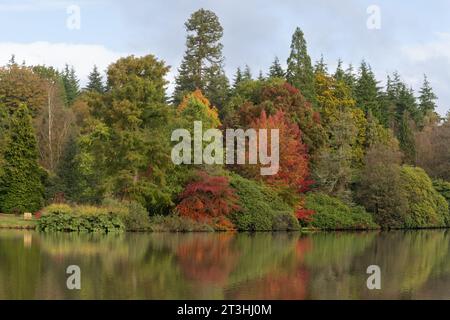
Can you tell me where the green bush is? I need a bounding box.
[149,214,214,232]
[433,179,450,204]
[102,198,151,231]
[305,192,378,230]
[400,166,449,228]
[229,173,300,231]
[37,204,125,233]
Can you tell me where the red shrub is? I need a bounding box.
[176,171,240,224]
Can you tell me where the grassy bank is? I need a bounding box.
[0,214,37,229]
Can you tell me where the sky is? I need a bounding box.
[0,0,450,115]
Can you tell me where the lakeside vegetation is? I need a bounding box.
[0,8,450,233]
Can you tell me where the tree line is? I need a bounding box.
[0,8,449,230]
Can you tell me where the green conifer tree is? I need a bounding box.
[173,9,229,108]
[268,56,285,78]
[0,104,44,213]
[286,27,316,105]
[62,64,80,105]
[85,65,105,93]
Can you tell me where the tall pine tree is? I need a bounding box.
[355,61,381,121]
[85,65,105,93]
[173,9,229,109]
[314,54,328,75]
[418,74,437,117]
[268,56,285,78]
[233,67,243,88]
[286,27,316,105]
[334,59,345,82]
[62,64,80,106]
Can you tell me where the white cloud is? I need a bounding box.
[0,41,132,85]
[402,32,450,63]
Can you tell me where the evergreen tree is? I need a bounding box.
[56,135,82,202]
[268,56,285,78]
[355,61,381,120]
[62,64,80,106]
[286,27,316,105]
[243,65,252,81]
[85,65,105,93]
[334,59,345,82]
[0,104,44,213]
[233,67,243,88]
[257,70,265,81]
[398,112,416,164]
[343,64,356,93]
[173,9,229,108]
[418,74,437,117]
[314,54,328,75]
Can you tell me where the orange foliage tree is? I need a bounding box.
[176,171,240,228]
[247,110,311,191]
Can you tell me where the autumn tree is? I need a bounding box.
[416,115,450,180]
[0,62,47,116]
[246,110,312,220]
[176,171,239,228]
[34,66,74,173]
[174,9,229,109]
[226,81,326,159]
[356,141,407,228]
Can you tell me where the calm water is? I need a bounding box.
[0,230,450,299]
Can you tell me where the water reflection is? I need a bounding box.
[0,230,449,299]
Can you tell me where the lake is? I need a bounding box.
[0,230,449,299]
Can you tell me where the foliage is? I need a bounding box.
[149,214,215,232]
[176,171,239,229]
[61,64,80,106]
[38,203,125,233]
[416,116,450,180]
[399,166,449,228]
[432,179,450,205]
[268,57,285,79]
[305,192,378,230]
[178,89,221,128]
[85,65,105,93]
[243,110,310,191]
[0,105,44,213]
[229,173,299,231]
[173,9,229,109]
[356,142,407,228]
[102,198,151,231]
[286,27,316,105]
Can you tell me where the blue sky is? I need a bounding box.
[1,0,450,115]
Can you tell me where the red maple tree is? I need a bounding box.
[176,171,240,227]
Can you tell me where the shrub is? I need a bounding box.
[149,214,214,232]
[37,204,125,233]
[229,173,300,231]
[176,171,239,227]
[305,192,378,230]
[400,166,449,228]
[102,198,151,231]
[433,179,450,204]
[42,203,73,215]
